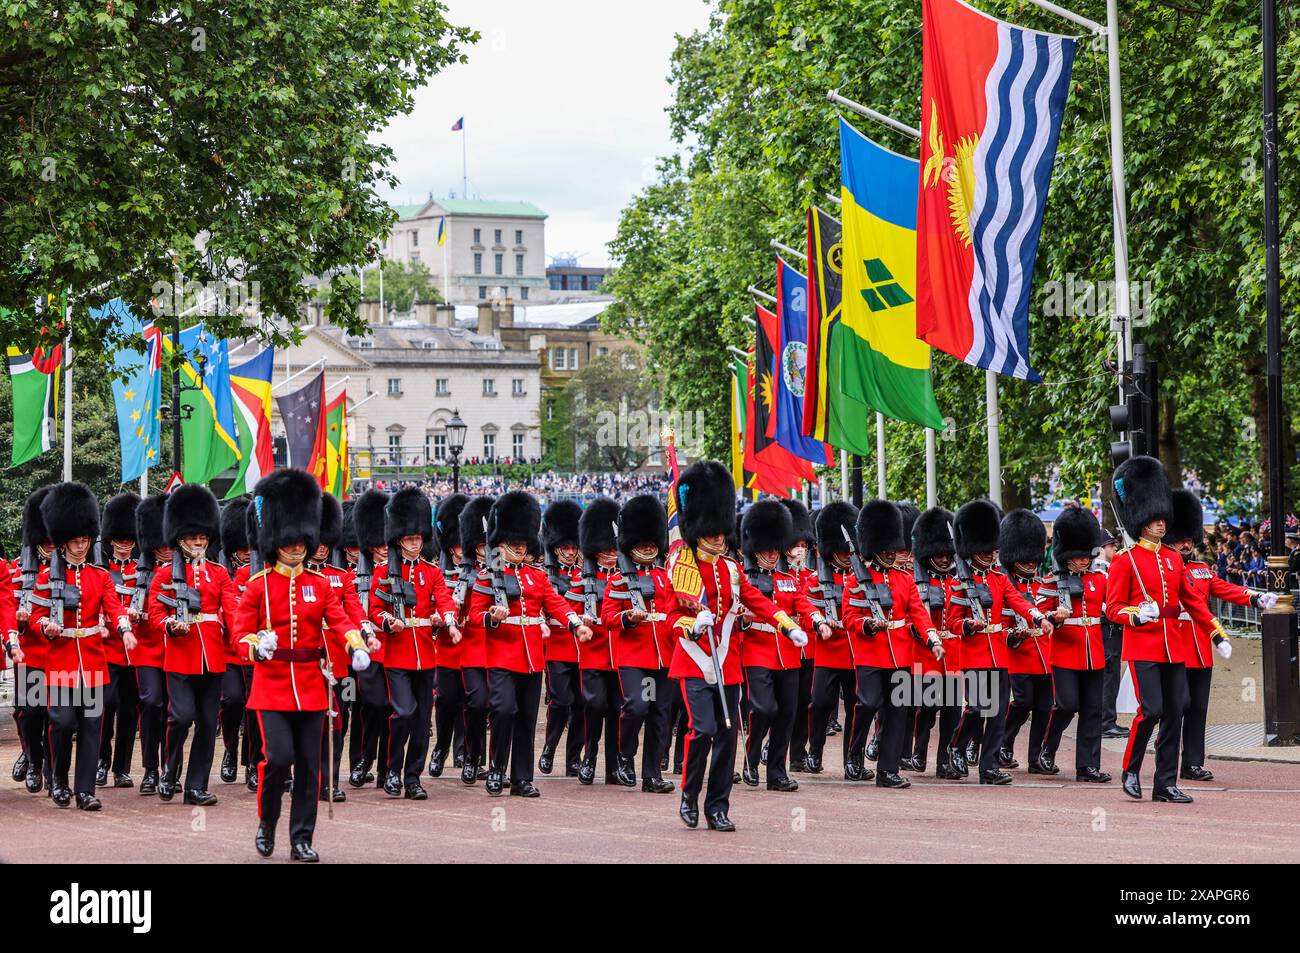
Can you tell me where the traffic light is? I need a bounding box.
[1108,343,1153,465]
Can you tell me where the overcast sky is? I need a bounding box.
[376,0,712,267]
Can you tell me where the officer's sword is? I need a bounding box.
[321,659,338,821]
[1109,500,1156,607]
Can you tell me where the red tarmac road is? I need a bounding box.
[1,735,1297,864]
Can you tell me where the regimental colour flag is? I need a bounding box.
[100,298,162,483]
[226,347,276,499]
[916,0,1077,381]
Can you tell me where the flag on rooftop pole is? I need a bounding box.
[916,0,1077,380]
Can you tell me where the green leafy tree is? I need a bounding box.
[565,348,664,472]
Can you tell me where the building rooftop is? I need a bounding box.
[451,299,613,330]
[393,199,547,221]
[314,324,540,367]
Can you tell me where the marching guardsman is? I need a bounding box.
[428,493,470,777]
[737,499,818,791]
[996,509,1053,772]
[466,490,593,796]
[347,489,391,788]
[946,500,1053,785]
[865,503,921,766]
[131,494,170,794]
[841,501,943,790]
[1167,489,1273,782]
[909,507,962,777]
[777,498,818,772]
[805,501,859,776]
[575,496,621,786]
[537,498,585,777]
[1106,456,1221,803]
[1036,504,1111,781]
[368,487,461,800]
[311,492,369,803]
[604,493,679,793]
[235,469,376,862]
[218,498,257,789]
[24,482,136,809]
[455,495,496,785]
[668,461,804,831]
[147,484,240,804]
[10,488,53,793]
[97,491,142,789]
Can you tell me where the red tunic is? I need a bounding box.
[602,564,684,670]
[101,558,139,667]
[314,562,366,678]
[465,562,581,674]
[225,563,253,666]
[14,556,49,670]
[793,566,818,662]
[913,570,956,675]
[841,564,937,670]
[147,559,239,675]
[369,558,456,671]
[455,561,488,669]
[944,567,1042,670]
[577,566,616,672]
[233,566,361,711]
[808,566,854,670]
[742,568,817,671]
[0,558,17,672]
[543,563,584,664]
[1105,541,1216,664]
[26,561,130,689]
[1178,561,1244,669]
[1003,574,1051,675]
[1037,570,1107,671]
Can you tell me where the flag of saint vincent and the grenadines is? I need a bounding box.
[773,258,833,467]
[839,118,946,431]
[917,0,1077,382]
[225,347,276,499]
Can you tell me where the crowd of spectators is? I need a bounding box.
[1201,515,1300,588]
[363,469,673,505]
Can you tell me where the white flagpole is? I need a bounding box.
[875,413,887,498]
[839,449,849,501]
[1105,0,1132,410]
[925,427,937,508]
[986,369,1002,507]
[441,218,450,301]
[826,91,921,139]
[272,357,325,393]
[140,472,148,496]
[62,312,72,482]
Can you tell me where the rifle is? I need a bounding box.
[46,550,81,630]
[130,550,154,617]
[160,552,203,626]
[841,525,891,626]
[579,554,601,621]
[378,547,417,622]
[354,549,374,612]
[482,517,520,609]
[1050,546,1082,619]
[914,555,947,614]
[742,551,775,598]
[612,522,654,613]
[947,522,991,626]
[815,556,842,627]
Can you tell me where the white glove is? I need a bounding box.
[255,630,278,661]
[787,627,809,648]
[1136,601,1161,624]
[1256,591,1279,610]
[1216,639,1232,660]
[691,609,716,635]
[351,647,372,672]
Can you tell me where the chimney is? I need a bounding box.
[414,299,436,326]
[360,298,381,327]
[496,297,514,328]
[477,301,497,337]
[434,303,456,328]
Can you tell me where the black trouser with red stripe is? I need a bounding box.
[580,668,620,776]
[788,657,816,764]
[165,671,222,791]
[618,665,671,781]
[1180,665,1213,771]
[543,660,584,769]
[808,666,855,765]
[220,664,255,768]
[48,685,104,797]
[849,666,907,775]
[135,666,166,775]
[953,667,1010,775]
[257,709,324,845]
[487,668,543,785]
[1042,666,1104,771]
[1003,672,1053,764]
[744,665,799,781]
[352,661,387,775]
[460,666,489,767]
[385,666,435,786]
[913,688,961,769]
[1123,660,1188,790]
[16,664,49,783]
[100,663,139,776]
[680,677,740,816]
[432,664,466,761]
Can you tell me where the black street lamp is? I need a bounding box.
[447,409,468,494]
[1261,0,1300,745]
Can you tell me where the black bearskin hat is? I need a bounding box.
[618,494,668,555]
[252,469,322,560]
[435,494,468,553]
[542,499,583,553]
[953,499,1001,559]
[22,487,52,548]
[352,489,390,552]
[460,496,495,553]
[101,492,141,545]
[675,460,736,547]
[319,492,344,551]
[1051,505,1103,566]
[385,487,432,546]
[741,499,793,558]
[423,534,440,563]
[1112,455,1172,540]
[220,498,251,555]
[1168,489,1205,547]
[579,496,620,560]
[41,482,99,548]
[340,500,357,550]
[164,483,221,546]
[856,500,905,560]
[997,509,1047,571]
[896,503,920,550]
[136,494,168,555]
[488,490,540,547]
[779,498,814,546]
[913,507,955,564]
[814,501,858,560]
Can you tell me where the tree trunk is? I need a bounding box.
[1158,393,1182,487]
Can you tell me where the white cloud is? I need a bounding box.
[376,0,711,267]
